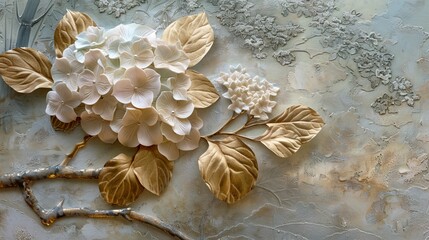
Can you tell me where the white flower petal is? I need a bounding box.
[56,105,77,123]
[131,91,153,108]
[137,123,163,146]
[158,141,180,161]
[81,112,102,136]
[119,52,136,69]
[161,123,184,143]
[189,111,203,130]
[121,108,140,126]
[172,117,191,135]
[172,88,188,101]
[177,128,201,151]
[110,107,126,133]
[80,85,100,105]
[98,123,117,143]
[174,100,194,118]
[118,124,139,147]
[112,79,134,104]
[96,74,112,95]
[154,42,190,73]
[78,70,95,87]
[140,107,159,126]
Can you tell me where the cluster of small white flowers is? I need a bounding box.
[217,65,279,120]
[46,24,202,160]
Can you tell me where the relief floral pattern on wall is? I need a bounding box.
[0,9,323,239]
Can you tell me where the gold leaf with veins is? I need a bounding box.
[162,12,214,67]
[50,116,80,132]
[257,125,302,158]
[267,105,324,144]
[54,10,96,57]
[0,48,53,93]
[98,153,144,206]
[133,146,173,196]
[198,136,258,204]
[186,69,219,108]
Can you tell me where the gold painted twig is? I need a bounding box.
[60,135,93,166]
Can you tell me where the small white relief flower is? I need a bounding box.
[75,26,106,50]
[46,82,81,123]
[51,57,83,91]
[118,107,163,147]
[87,94,117,121]
[105,24,157,59]
[156,91,194,136]
[81,111,117,144]
[119,38,154,69]
[217,65,279,119]
[112,67,161,108]
[158,114,203,161]
[78,64,111,105]
[168,73,191,100]
[154,41,190,73]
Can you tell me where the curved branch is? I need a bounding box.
[0,165,100,188]
[0,167,191,240]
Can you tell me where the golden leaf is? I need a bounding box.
[0,48,53,93]
[186,69,219,108]
[133,146,173,196]
[54,10,96,57]
[198,136,258,204]
[98,153,144,206]
[267,105,325,144]
[162,12,214,67]
[256,125,302,158]
[50,116,80,132]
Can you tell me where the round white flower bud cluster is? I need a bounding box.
[46,24,202,160]
[217,65,279,120]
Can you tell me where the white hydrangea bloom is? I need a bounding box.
[118,107,163,147]
[158,111,203,161]
[46,23,202,152]
[154,41,190,73]
[119,38,154,69]
[112,67,161,108]
[156,91,194,135]
[217,65,279,120]
[75,26,106,50]
[46,82,81,123]
[81,111,117,143]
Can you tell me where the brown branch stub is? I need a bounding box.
[0,166,100,188]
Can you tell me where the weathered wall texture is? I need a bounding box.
[1,0,429,239]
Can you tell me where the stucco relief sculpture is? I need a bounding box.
[0,10,323,239]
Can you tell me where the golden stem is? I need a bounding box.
[60,135,93,166]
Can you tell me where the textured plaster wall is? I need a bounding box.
[1,0,429,239]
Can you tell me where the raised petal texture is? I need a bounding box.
[158,141,180,161]
[118,124,139,147]
[80,111,103,136]
[137,122,163,146]
[154,42,190,73]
